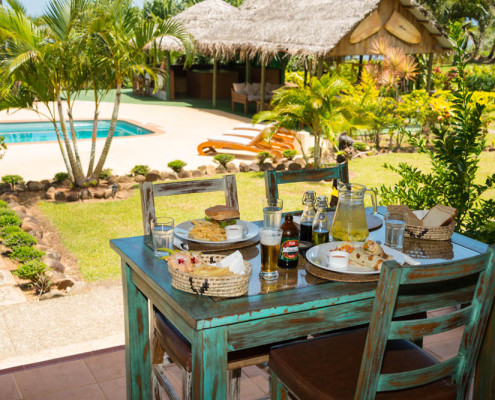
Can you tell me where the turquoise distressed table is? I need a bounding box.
[110,209,493,399]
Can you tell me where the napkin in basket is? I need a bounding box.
[216,251,247,275]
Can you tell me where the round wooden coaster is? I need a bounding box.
[304,258,379,283]
[183,235,259,253]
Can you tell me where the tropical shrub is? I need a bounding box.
[99,168,113,180]
[0,225,23,238]
[9,246,45,263]
[2,175,23,188]
[353,141,368,151]
[256,151,272,166]
[213,154,235,168]
[167,160,187,173]
[0,213,22,228]
[4,231,37,248]
[465,73,495,92]
[0,208,15,216]
[131,165,150,176]
[13,260,48,281]
[53,172,69,184]
[0,200,7,208]
[282,149,297,160]
[379,23,495,244]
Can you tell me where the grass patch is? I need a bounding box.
[39,152,495,282]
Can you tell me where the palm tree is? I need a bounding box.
[0,0,190,186]
[253,74,351,168]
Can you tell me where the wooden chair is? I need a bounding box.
[264,164,349,206]
[268,246,495,400]
[197,130,294,159]
[139,175,268,400]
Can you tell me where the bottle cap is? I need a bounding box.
[302,190,316,205]
[316,195,328,209]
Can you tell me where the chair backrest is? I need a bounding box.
[140,175,239,236]
[264,163,349,206]
[355,245,495,400]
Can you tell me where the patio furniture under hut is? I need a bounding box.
[199,0,451,110]
[153,0,240,104]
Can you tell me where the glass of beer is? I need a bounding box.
[259,227,283,281]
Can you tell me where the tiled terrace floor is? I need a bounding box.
[0,307,462,400]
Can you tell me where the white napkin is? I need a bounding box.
[216,251,247,275]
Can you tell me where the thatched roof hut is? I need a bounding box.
[153,0,240,51]
[199,0,451,60]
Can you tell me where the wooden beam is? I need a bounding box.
[260,59,266,111]
[426,53,433,92]
[212,56,217,108]
[317,57,324,79]
[245,59,251,84]
[165,52,171,101]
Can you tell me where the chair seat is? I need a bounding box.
[269,328,455,400]
[154,311,271,372]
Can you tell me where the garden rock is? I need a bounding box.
[46,259,65,273]
[198,165,208,175]
[93,190,105,199]
[288,163,302,171]
[103,188,113,199]
[27,181,43,191]
[14,183,26,192]
[80,189,92,200]
[61,179,72,188]
[239,162,250,173]
[275,163,286,171]
[167,172,178,180]
[226,163,238,173]
[46,251,62,261]
[0,183,11,192]
[261,162,274,171]
[21,221,43,239]
[56,277,75,291]
[117,175,133,184]
[134,175,146,183]
[145,171,162,182]
[206,165,216,176]
[66,192,80,202]
[294,158,306,167]
[178,170,192,179]
[39,290,66,301]
[215,165,227,174]
[191,170,202,177]
[54,191,66,201]
[249,163,260,172]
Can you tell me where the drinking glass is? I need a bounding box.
[384,212,408,250]
[262,198,283,228]
[259,227,283,281]
[152,217,174,257]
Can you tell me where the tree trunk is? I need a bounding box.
[86,109,99,177]
[488,39,495,61]
[92,84,122,178]
[51,121,75,182]
[56,96,85,186]
[66,107,83,170]
[426,53,433,92]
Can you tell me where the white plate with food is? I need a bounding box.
[305,240,406,275]
[174,205,259,244]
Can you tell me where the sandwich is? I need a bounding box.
[205,205,240,228]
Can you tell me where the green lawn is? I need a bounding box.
[39,152,495,282]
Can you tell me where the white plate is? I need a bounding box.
[305,242,406,275]
[174,220,259,244]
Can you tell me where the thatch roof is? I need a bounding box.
[153,0,240,52]
[198,0,451,59]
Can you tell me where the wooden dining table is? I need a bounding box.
[110,207,494,400]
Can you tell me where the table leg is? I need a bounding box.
[121,261,151,400]
[191,327,228,399]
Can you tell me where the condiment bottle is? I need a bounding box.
[300,190,316,243]
[312,195,330,245]
[278,214,299,269]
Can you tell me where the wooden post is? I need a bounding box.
[317,57,324,79]
[245,58,251,84]
[279,53,288,85]
[165,52,171,101]
[260,57,266,111]
[426,53,434,92]
[212,55,217,108]
[357,55,364,83]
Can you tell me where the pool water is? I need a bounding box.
[0,120,153,144]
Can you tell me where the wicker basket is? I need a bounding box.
[169,254,251,297]
[404,219,456,241]
[402,238,454,260]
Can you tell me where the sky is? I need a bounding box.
[22,0,144,17]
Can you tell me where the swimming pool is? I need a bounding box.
[0,120,153,144]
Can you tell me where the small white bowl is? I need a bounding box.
[225,225,244,240]
[327,251,350,269]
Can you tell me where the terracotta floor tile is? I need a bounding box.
[98,377,126,400]
[425,337,462,362]
[28,384,105,400]
[15,359,95,398]
[85,349,125,382]
[250,374,269,395]
[0,373,22,400]
[424,326,465,345]
[240,377,267,400]
[242,365,267,378]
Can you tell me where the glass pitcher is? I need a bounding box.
[330,182,376,242]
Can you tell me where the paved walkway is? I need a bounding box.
[0,101,252,180]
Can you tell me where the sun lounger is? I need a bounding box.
[222,129,296,150]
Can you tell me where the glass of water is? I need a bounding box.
[152,217,174,257]
[384,212,408,250]
[262,198,283,228]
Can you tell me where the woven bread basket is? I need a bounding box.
[169,254,251,297]
[404,219,456,241]
[402,238,454,260]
